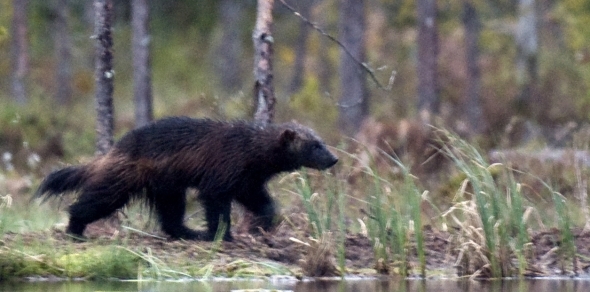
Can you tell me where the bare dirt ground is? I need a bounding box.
[4,213,590,279]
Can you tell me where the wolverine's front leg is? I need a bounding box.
[201,194,233,241]
[151,186,200,240]
[235,186,277,233]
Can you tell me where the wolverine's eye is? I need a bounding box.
[311,143,322,151]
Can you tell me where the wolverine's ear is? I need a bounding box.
[280,129,298,145]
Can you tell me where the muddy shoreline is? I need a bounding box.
[3,218,590,280]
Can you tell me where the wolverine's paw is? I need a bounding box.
[249,214,279,234]
[198,230,233,242]
[168,228,201,241]
[221,233,234,242]
[168,228,233,242]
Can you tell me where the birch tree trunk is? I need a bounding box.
[132,0,153,128]
[337,0,368,137]
[11,0,29,105]
[54,0,72,105]
[416,0,439,124]
[253,0,276,124]
[94,0,115,155]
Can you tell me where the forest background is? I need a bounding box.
[2,0,590,159]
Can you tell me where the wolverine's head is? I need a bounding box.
[279,123,338,171]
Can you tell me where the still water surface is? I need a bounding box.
[2,278,590,292]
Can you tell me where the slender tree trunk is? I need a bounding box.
[317,9,333,94]
[338,0,368,136]
[217,0,244,92]
[84,0,95,25]
[11,0,29,105]
[132,0,153,128]
[416,0,439,124]
[253,0,276,124]
[54,0,72,105]
[515,0,538,117]
[463,0,484,135]
[288,0,313,95]
[318,36,333,93]
[538,0,563,51]
[94,0,115,155]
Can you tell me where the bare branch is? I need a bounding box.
[279,0,395,91]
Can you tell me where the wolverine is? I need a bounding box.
[35,117,338,241]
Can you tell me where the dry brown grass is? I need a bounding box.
[292,232,341,277]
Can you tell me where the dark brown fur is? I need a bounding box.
[35,117,338,241]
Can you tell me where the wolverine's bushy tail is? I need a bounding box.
[34,166,87,200]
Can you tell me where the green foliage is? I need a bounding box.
[381,0,416,27]
[0,101,60,149]
[360,151,426,276]
[57,246,140,279]
[0,195,13,235]
[441,129,531,278]
[0,248,59,281]
[0,197,61,235]
[335,178,347,275]
[0,240,142,280]
[550,1,590,118]
[366,173,409,275]
[292,170,347,276]
[295,171,339,238]
[553,192,576,271]
[0,97,96,169]
[405,174,426,276]
[0,26,7,43]
[2,0,590,144]
[287,77,338,135]
[152,0,220,38]
[558,0,590,51]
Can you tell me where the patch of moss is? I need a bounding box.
[57,246,140,280]
[0,249,61,280]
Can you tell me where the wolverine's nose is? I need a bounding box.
[323,155,338,169]
[310,152,339,170]
[328,157,338,168]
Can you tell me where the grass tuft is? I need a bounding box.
[298,232,341,277]
[439,129,531,278]
[553,192,577,275]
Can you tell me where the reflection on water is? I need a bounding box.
[2,278,590,292]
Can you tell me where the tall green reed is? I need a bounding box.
[383,151,426,276]
[295,171,335,238]
[440,130,529,278]
[553,192,576,274]
[293,170,345,276]
[350,145,426,277]
[366,169,408,275]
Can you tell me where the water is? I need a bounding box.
[2,278,590,292]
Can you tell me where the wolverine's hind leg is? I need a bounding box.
[67,188,131,238]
